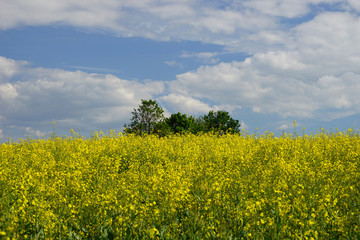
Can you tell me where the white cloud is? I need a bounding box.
[169,58,360,119]
[252,51,308,71]
[180,51,220,64]
[347,0,360,12]
[181,51,219,59]
[25,127,46,138]
[276,120,303,131]
[0,57,165,137]
[161,9,360,120]
[0,0,322,50]
[164,61,177,66]
[194,9,270,34]
[160,94,212,115]
[0,0,121,30]
[0,83,18,101]
[243,0,310,18]
[160,93,237,116]
[293,12,360,77]
[67,65,121,73]
[171,61,273,105]
[0,56,28,81]
[249,30,290,46]
[164,61,183,68]
[240,121,249,130]
[0,0,351,57]
[146,3,196,19]
[244,0,341,18]
[0,129,3,140]
[277,123,291,130]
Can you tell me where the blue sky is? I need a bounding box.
[1,0,360,141]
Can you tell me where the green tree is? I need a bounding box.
[165,112,197,134]
[124,99,165,134]
[202,110,240,133]
[153,120,172,137]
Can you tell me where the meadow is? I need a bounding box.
[0,129,359,239]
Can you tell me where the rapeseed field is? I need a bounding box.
[0,129,359,239]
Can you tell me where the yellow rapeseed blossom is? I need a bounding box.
[0,129,359,238]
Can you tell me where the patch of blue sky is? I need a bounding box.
[0,26,232,81]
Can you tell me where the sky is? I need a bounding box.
[1,0,360,141]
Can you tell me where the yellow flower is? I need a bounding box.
[149,227,159,238]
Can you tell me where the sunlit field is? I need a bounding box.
[0,129,359,239]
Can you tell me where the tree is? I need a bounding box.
[124,99,241,136]
[202,110,241,133]
[165,112,197,134]
[124,99,165,134]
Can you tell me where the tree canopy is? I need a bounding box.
[201,110,240,133]
[165,112,196,134]
[124,99,164,134]
[125,99,241,135]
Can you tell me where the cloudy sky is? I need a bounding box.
[1,0,360,141]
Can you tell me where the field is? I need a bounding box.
[0,130,359,239]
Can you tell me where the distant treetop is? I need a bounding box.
[125,99,240,135]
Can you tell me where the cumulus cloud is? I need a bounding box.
[168,60,360,120]
[160,94,212,115]
[160,93,237,117]
[159,9,360,121]
[0,83,18,102]
[0,56,165,138]
[244,0,341,18]
[0,56,28,81]
[243,0,310,18]
[0,0,122,30]
[0,0,343,51]
[293,12,360,77]
[252,51,308,72]
[347,0,360,12]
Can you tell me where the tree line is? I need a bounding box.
[124,99,241,136]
